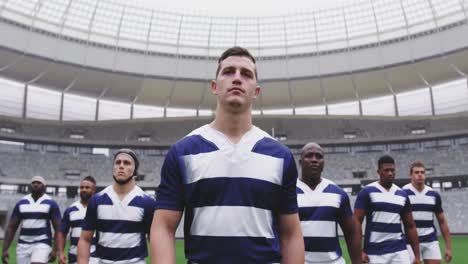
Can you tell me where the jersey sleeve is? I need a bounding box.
[59,208,71,234]
[354,188,370,211]
[10,202,22,221]
[338,192,353,220]
[155,146,185,211]
[434,192,443,213]
[401,193,412,214]
[49,201,62,220]
[82,195,98,231]
[279,151,299,214]
[144,197,157,234]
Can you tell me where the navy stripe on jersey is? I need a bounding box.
[185,236,281,264]
[185,177,282,209]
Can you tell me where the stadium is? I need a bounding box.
[0,0,468,263]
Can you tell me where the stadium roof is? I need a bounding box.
[0,0,467,120]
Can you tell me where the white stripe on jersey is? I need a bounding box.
[417,227,435,236]
[68,244,96,255]
[372,211,401,224]
[300,220,336,237]
[297,192,341,208]
[19,234,48,243]
[19,203,50,213]
[21,219,47,229]
[370,192,406,206]
[98,231,142,248]
[69,208,86,222]
[305,251,341,263]
[97,204,144,222]
[71,227,82,238]
[190,206,274,238]
[183,151,284,185]
[370,231,402,243]
[412,211,433,221]
[408,195,435,205]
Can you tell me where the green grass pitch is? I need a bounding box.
[1,236,467,263]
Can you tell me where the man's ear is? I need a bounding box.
[210,80,217,95]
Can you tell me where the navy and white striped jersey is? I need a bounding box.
[297,178,352,263]
[354,181,411,256]
[60,201,97,263]
[11,194,61,245]
[402,184,443,243]
[82,185,156,264]
[156,124,299,264]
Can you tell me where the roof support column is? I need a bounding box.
[283,17,295,115]
[22,84,28,119]
[311,12,327,115]
[164,15,184,118]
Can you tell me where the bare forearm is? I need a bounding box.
[280,234,304,264]
[345,231,362,264]
[2,226,17,252]
[77,239,91,263]
[56,232,66,253]
[440,221,452,250]
[150,226,176,264]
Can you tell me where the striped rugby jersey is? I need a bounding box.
[355,181,411,255]
[82,185,156,264]
[11,193,61,245]
[402,184,443,243]
[156,124,299,263]
[60,201,97,263]
[297,178,352,263]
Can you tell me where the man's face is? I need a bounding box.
[378,163,396,186]
[30,181,45,195]
[113,153,135,184]
[211,56,260,111]
[300,146,324,180]
[79,180,96,202]
[411,166,426,185]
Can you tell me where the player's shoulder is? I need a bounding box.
[322,178,348,196]
[41,194,59,206]
[170,124,219,155]
[250,126,292,158]
[65,201,82,212]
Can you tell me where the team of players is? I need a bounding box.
[1,47,453,264]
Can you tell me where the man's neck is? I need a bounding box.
[379,181,392,190]
[31,192,43,201]
[80,200,89,207]
[112,180,135,201]
[211,106,253,144]
[412,182,425,192]
[301,175,322,190]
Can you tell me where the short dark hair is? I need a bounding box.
[215,46,257,79]
[378,155,395,169]
[82,175,96,185]
[410,160,425,173]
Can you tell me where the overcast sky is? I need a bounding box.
[136,0,351,17]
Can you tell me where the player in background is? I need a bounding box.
[403,160,452,264]
[354,155,420,264]
[2,176,61,264]
[297,142,361,264]
[57,175,99,264]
